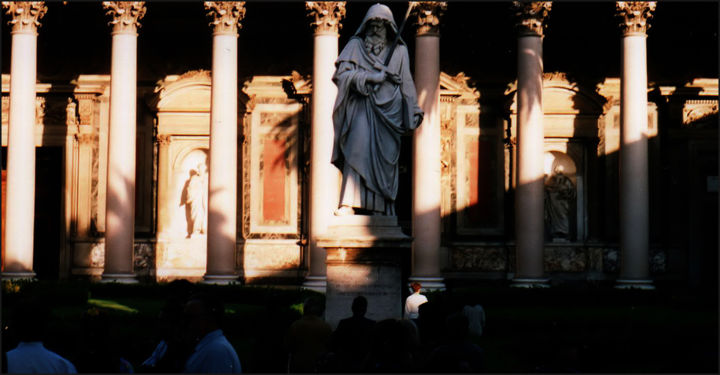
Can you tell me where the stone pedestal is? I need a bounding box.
[318,215,411,328]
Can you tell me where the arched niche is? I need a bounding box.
[504,73,607,243]
[543,150,579,242]
[150,70,214,280]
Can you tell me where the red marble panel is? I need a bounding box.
[465,138,493,227]
[262,138,288,224]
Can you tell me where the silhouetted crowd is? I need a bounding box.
[2,280,487,373]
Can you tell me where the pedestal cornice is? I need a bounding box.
[317,215,412,249]
[204,1,246,36]
[306,1,345,35]
[410,1,446,36]
[511,1,551,37]
[2,1,46,35]
[103,1,146,35]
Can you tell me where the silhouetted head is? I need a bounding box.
[445,312,470,341]
[351,296,368,317]
[184,292,224,340]
[410,282,422,293]
[303,296,325,317]
[12,297,49,342]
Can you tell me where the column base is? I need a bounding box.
[614,279,655,290]
[302,276,327,294]
[408,276,446,292]
[510,277,551,288]
[1,271,37,281]
[100,273,138,284]
[202,274,240,285]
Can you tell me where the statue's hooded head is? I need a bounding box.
[354,3,401,44]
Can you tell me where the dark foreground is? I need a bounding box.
[1,279,717,373]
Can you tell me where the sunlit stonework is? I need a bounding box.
[511,1,552,37]
[102,1,146,34]
[410,1,447,35]
[2,1,46,34]
[616,1,656,35]
[305,1,346,34]
[204,1,246,35]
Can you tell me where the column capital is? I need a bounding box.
[616,1,656,36]
[511,1,552,37]
[156,134,172,146]
[102,1,146,35]
[204,1,246,36]
[306,1,345,35]
[2,1,46,35]
[410,1,447,36]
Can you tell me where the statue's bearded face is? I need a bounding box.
[364,19,387,56]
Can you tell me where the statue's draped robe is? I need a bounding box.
[331,35,423,215]
[185,171,207,235]
[544,173,576,238]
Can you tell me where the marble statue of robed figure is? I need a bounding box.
[332,3,423,216]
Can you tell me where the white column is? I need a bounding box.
[615,1,656,290]
[203,2,245,284]
[511,1,551,288]
[101,1,145,283]
[304,1,346,293]
[1,2,47,280]
[410,1,447,291]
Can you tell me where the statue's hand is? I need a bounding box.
[386,72,401,84]
[414,112,424,127]
[367,70,386,84]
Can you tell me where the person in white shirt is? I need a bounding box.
[5,298,77,374]
[404,282,428,320]
[183,293,242,373]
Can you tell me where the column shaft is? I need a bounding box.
[411,34,444,289]
[618,34,650,283]
[514,35,547,282]
[205,33,238,280]
[3,32,38,278]
[103,33,138,281]
[306,33,340,290]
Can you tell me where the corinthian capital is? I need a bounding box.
[616,2,656,36]
[204,2,246,36]
[306,1,346,35]
[410,2,447,36]
[103,2,146,34]
[511,1,552,37]
[2,1,47,34]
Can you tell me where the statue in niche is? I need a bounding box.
[331,3,423,216]
[181,163,208,238]
[66,98,77,126]
[544,166,576,242]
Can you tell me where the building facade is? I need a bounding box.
[1,1,717,289]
